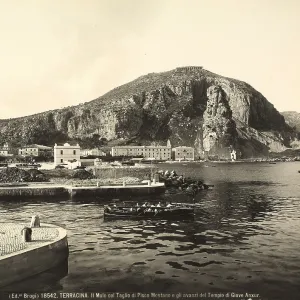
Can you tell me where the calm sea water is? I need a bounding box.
[1,162,300,300]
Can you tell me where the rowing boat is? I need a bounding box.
[103,203,194,220]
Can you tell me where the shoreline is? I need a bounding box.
[162,159,300,164]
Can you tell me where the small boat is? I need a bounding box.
[103,202,195,220]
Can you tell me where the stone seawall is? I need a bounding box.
[68,183,166,198]
[0,182,165,199]
[0,187,68,199]
[0,224,68,288]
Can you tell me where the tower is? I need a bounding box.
[167,139,171,148]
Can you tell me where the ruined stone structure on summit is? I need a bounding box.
[175,66,203,72]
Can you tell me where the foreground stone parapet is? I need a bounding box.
[0,222,68,287]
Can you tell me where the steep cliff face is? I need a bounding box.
[202,86,237,158]
[0,66,296,157]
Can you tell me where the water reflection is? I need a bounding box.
[0,162,300,299]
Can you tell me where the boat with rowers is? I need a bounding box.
[103,201,195,220]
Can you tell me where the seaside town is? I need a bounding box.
[0,140,298,172]
[0,140,230,170]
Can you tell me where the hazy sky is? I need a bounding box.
[0,0,299,118]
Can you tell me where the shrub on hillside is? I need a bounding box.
[0,167,49,183]
[71,169,95,180]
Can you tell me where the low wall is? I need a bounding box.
[94,167,158,179]
[81,159,95,167]
[0,187,68,199]
[0,225,69,288]
[68,183,166,198]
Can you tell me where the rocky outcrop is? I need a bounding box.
[0,66,297,158]
[202,86,237,158]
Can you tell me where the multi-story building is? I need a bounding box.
[54,143,81,165]
[172,146,195,161]
[18,144,53,157]
[111,145,172,160]
[80,148,106,157]
[0,143,12,156]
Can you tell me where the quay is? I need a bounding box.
[0,222,68,287]
[68,182,166,198]
[0,182,166,199]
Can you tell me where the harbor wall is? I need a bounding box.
[68,184,166,198]
[0,187,68,198]
[0,183,165,199]
[0,226,68,288]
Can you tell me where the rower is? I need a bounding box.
[156,202,161,207]
[142,202,147,207]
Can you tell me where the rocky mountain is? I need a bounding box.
[0,66,297,158]
[281,111,300,131]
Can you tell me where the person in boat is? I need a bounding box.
[141,202,147,207]
[104,206,112,213]
[136,203,141,212]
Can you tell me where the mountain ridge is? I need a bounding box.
[0,66,297,158]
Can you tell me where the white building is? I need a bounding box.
[0,143,13,156]
[111,145,172,160]
[54,143,81,166]
[18,144,52,157]
[80,148,106,157]
[172,146,195,161]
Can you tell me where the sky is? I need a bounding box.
[0,0,299,118]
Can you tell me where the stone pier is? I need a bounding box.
[0,222,68,287]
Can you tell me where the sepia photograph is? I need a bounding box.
[0,1,299,300]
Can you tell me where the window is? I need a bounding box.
[61,159,63,163]
[73,150,76,155]
[61,150,63,155]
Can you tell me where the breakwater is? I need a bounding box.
[0,186,68,199]
[0,182,165,199]
[68,182,165,198]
